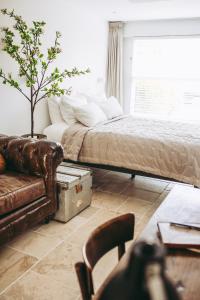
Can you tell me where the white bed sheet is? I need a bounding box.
[43,122,69,143]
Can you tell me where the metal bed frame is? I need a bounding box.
[65,159,184,184]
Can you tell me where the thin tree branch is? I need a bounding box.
[32,59,51,101]
[0,74,31,102]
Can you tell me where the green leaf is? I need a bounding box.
[0,8,89,115]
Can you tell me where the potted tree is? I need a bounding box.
[0,9,89,137]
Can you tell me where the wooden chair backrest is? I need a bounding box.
[75,213,135,300]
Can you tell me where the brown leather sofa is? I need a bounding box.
[0,134,63,245]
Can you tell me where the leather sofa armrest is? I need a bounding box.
[26,139,63,177]
[5,138,63,177]
[0,135,63,177]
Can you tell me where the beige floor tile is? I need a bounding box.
[92,170,110,183]
[92,168,109,177]
[33,237,119,297]
[165,182,176,191]
[93,248,118,291]
[103,171,131,181]
[33,241,82,289]
[0,247,37,293]
[141,190,169,221]
[130,176,169,193]
[96,179,130,194]
[116,196,152,218]
[95,171,131,192]
[68,209,121,246]
[84,208,121,229]
[92,191,127,211]
[93,170,131,190]
[0,270,79,300]
[139,206,157,223]
[164,181,191,191]
[34,209,97,241]
[78,206,99,218]
[8,231,61,259]
[93,174,109,185]
[67,227,94,248]
[154,190,169,206]
[134,191,169,232]
[123,186,160,202]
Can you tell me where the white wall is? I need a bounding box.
[0,0,108,135]
[123,18,200,112]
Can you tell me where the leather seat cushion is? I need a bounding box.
[0,171,46,216]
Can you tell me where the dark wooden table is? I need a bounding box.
[95,185,200,300]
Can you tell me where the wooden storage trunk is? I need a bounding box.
[55,163,92,223]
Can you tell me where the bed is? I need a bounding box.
[44,115,200,187]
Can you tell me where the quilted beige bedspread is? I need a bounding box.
[61,115,200,186]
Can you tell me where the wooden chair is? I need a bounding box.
[75,213,135,300]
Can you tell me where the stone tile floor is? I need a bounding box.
[0,169,179,299]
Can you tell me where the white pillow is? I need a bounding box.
[47,96,63,124]
[98,96,123,120]
[59,95,87,125]
[74,103,107,127]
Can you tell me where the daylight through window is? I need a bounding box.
[131,37,200,121]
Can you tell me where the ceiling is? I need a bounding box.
[76,0,200,21]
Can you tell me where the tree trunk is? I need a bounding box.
[30,87,34,137]
[31,104,34,137]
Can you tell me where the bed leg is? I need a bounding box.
[131,174,135,180]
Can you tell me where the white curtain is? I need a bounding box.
[106,21,123,105]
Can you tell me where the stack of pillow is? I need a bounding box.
[47,92,123,127]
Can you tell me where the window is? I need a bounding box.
[131,37,200,121]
